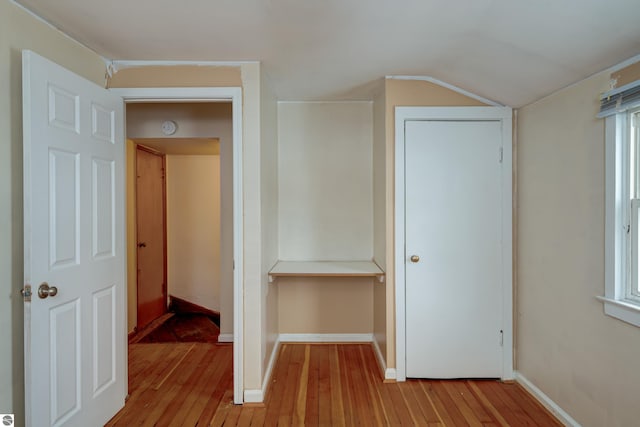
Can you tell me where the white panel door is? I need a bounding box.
[405,120,503,378]
[23,50,126,426]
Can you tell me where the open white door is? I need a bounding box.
[22,50,126,426]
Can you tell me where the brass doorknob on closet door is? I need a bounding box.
[410,255,420,263]
[38,282,58,299]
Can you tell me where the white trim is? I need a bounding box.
[244,336,282,403]
[596,296,640,328]
[394,106,513,382]
[218,333,234,343]
[372,339,397,381]
[279,333,374,343]
[277,100,373,105]
[385,75,503,107]
[109,59,257,74]
[515,372,581,427]
[601,112,640,328]
[110,87,244,404]
[243,389,264,404]
[608,53,640,74]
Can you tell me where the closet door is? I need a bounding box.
[404,119,503,378]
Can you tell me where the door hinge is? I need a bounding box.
[499,330,504,346]
[21,284,32,302]
[499,147,504,163]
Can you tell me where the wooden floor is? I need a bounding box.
[136,313,220,343]
[106,342,562,426]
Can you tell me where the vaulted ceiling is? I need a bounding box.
[15,0,640,106]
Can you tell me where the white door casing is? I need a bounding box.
[110,87,244,404]
[395,106,513,381]
[23,50,126,426]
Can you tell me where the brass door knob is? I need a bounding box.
[410,255,420,263]
[38,282,58,299]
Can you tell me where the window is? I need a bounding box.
[601,82,640,327]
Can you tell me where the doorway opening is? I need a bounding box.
[112,87,244,404]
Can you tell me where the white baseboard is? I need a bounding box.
[515,372,581,427]
[279,333,374,342]
[243,336,281,403]
[372,338,396,380]
[243,389,263,404]
[218,333,233,343]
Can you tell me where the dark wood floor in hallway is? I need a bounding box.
[106,342,562,426]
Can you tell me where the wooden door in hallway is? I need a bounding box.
[136,146,167,329]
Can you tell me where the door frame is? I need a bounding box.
[110,87,244,404]
[394,106,513,381]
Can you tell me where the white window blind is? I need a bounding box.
[598,80,640,118]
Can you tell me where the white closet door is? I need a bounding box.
[404,119,503,379]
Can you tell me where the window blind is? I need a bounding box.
[598,79,640,118]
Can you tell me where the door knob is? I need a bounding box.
[138,242,146,248]
[410,255,420,263]
[38,282,58,299]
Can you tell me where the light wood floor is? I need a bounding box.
[106,342,562,426]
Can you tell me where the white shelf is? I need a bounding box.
[269,260,385,283]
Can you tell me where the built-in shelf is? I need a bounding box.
[269,260,385,283]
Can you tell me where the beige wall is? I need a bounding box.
[517,65,640,427]
[260,70,279,375]
[277,102,374,334]
[278,278,373,333]
[238,62,265,391]
[107,65,241,88]
[611,60,640,88]
[0,1,107,422]
[379,78,487,369]
[166,155,221,312]
[372,82,387,358]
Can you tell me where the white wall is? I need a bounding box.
[166,155,221,312]
[517,68,640,427]
[278,102,373,261]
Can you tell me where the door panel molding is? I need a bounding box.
[394,106,513,381]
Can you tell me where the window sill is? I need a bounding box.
[596,296,640,328]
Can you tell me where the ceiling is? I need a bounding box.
[15,0,640,107]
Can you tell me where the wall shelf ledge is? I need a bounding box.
[268,260,385,283]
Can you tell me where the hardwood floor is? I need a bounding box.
[106,343,562,426]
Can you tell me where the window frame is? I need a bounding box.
[600,107,640,327]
